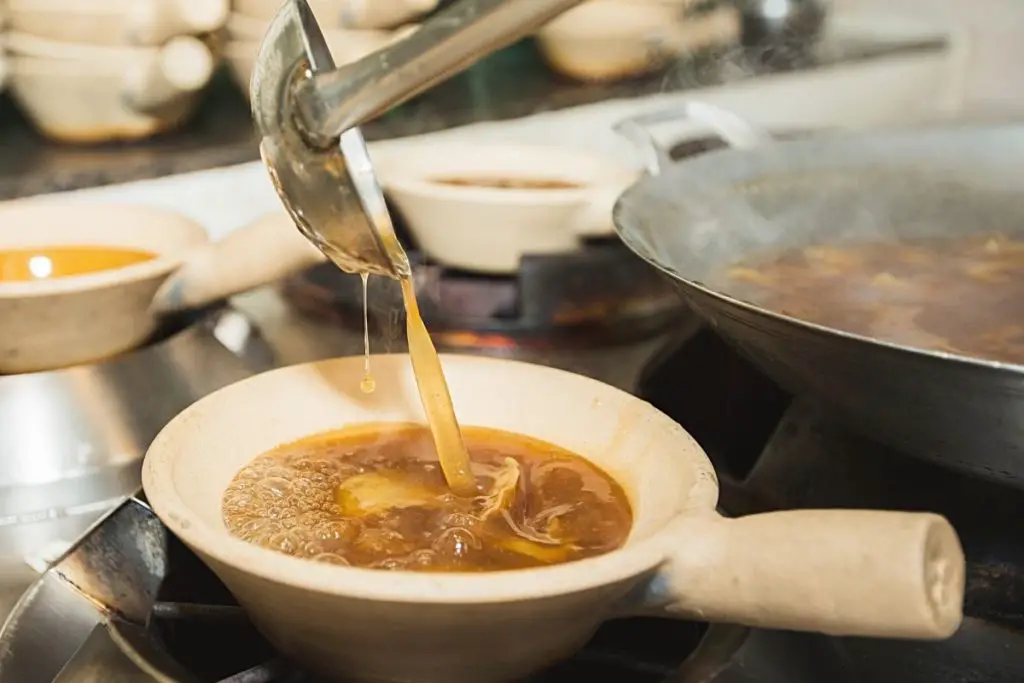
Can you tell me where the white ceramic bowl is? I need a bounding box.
[232,0,436,29]
[0,204,323,373]
[537,0,740,82]
[6,32,216,142]
[143,354,964,683]
[6,0,229,46]
[376,142,639,273]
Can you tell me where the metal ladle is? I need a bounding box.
[251,0,587,278]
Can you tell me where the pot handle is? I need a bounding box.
[150,212,327,315]
[122,36,215,114]
[643,509,965,639]
[612,102,775,176]
[568,173,640,238]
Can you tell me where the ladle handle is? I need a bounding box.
[648,509,964,639]
[612,102,774,176]
[151,212,326,314]
[295,0,588,140]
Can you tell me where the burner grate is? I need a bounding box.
[147,597,705,683]
[144,533,706,683]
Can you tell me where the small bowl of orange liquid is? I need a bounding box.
[0,201,325,374]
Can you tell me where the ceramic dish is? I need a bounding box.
[0,204,324,373]
[536,0,740,82]
[376,142,639,273]
[5,0,228,46]
[6,32,216,142]
[232,0,436,29]
[143,353,965,683]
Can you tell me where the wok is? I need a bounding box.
[612,104,1024,487]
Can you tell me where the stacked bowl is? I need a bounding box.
[537,0,741,82]
[4,0,228,142]
[226,0,436,101]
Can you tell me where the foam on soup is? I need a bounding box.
[222,423,632,572]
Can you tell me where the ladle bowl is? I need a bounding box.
[0,201,324,374]
[142,354,966,683]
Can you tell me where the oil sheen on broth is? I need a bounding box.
[725,234,1024,364]
[0,246,156,282]
[222,424,632,571]
[431,176,582,190]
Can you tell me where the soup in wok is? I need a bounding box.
[222,423,632,571]
[723,234,1024,364]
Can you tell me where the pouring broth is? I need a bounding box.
[723,234,1024,364]
[0,245,157,282]
[222,424,632,571]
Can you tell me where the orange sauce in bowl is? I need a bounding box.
[0,246,158,282]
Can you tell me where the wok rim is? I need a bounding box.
[612,121,1024,377]
[616,220,1024,378]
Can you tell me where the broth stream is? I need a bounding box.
[399,277,476,496]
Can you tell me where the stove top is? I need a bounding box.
[5,318,1023,683]
[283,211,685,350]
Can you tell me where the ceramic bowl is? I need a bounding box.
[225,23,415,101]
[143,354,965,683]
[0,204,324,373]
[536,0,740,82]
[6,32,216,142]
[232,0,436,29]
[375,142,639,273]
[6,0,229,46]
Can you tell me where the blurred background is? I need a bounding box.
[0,0,1018,199]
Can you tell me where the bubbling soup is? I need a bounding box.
[222,423,632,572]
[0,246,157,282]
[723,234,1024,364]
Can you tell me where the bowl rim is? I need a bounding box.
[0,201,208,298]
[377,142,639,205]
[141,354,720,604]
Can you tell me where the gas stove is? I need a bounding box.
[282,195,685,350]
[0,19,984,677]
[5,317,1024,683]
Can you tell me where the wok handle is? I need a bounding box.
[612,102,774,175]
[647,509,965,639]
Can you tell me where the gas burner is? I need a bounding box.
[638,325,1024,683]
[0,496,813,683]
[282,201,685,350]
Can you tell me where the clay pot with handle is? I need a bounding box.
[0,202,325,373]
[142,353,965,683]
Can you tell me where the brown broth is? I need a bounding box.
[399,276,476,496]
[724,234,1024,364]
[0,245,157,282]
[431,176,583,190]
[221,424,633,572]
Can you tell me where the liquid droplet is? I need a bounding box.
[360,272,374,394]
